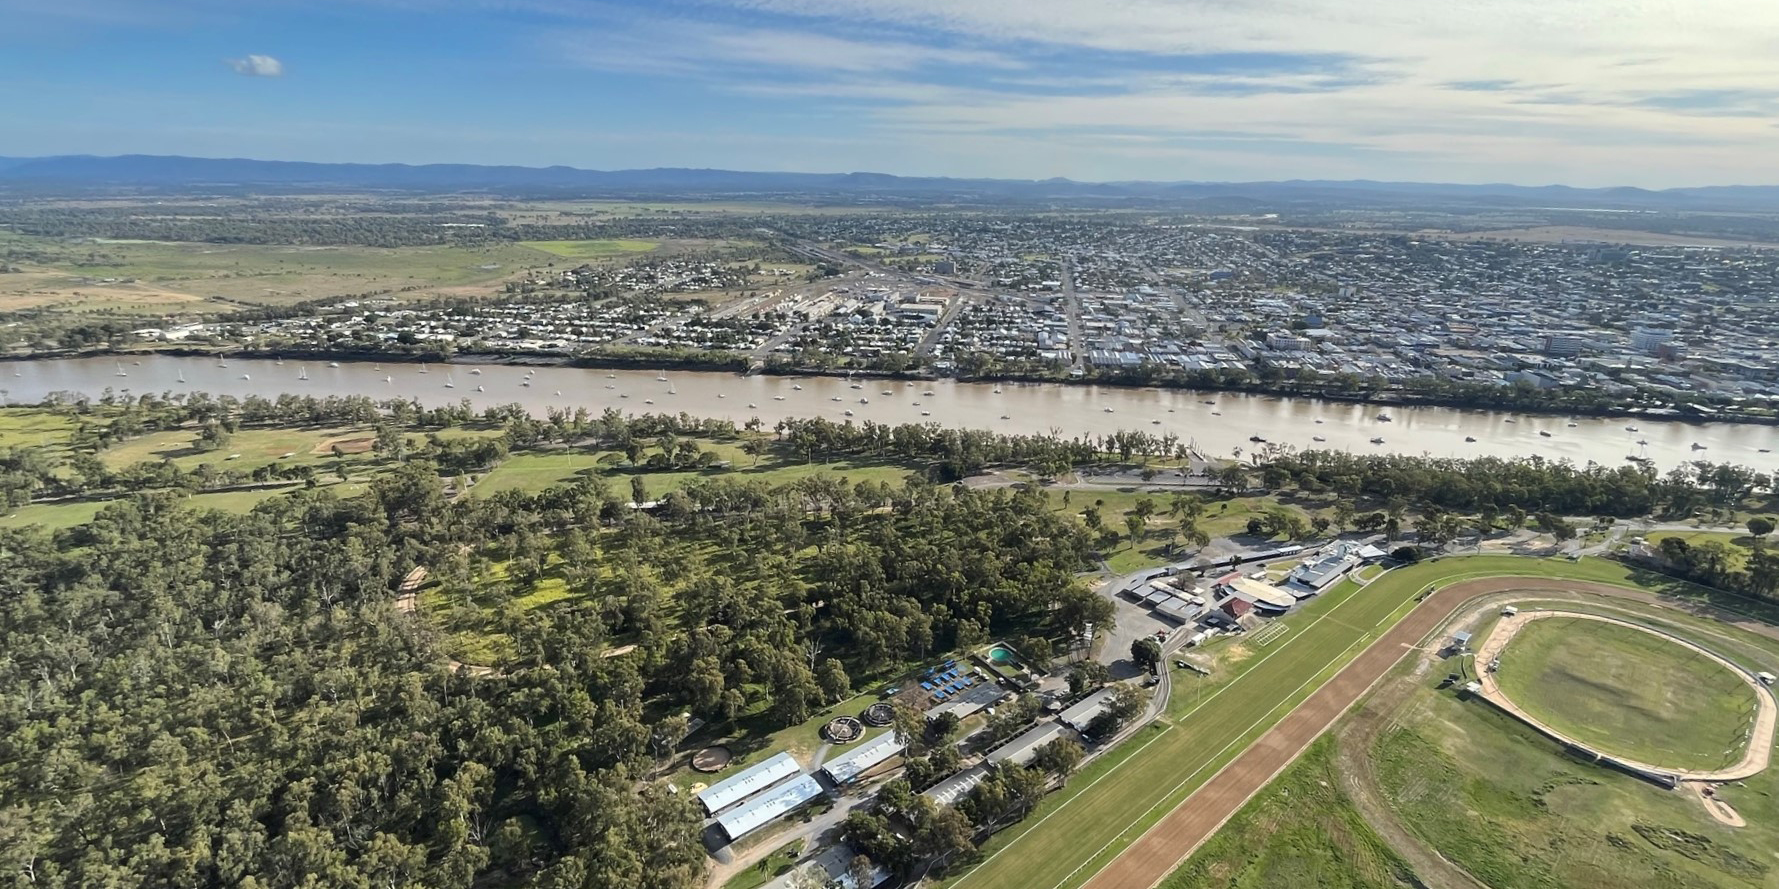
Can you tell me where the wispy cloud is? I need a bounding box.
[226,54,283,77]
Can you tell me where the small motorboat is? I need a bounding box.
[1370,437,1385,444]
[1692,443,1707,450]
[924,390,935,396]
[644,398,655,405]
[859,397,869,405]
[1539,430,1552,438]
[844,409,854,416]
[1103,407,1115,413]
[1625,425,1638,432]
[1312,435,1326,442]
[240,373,251,380]
[1465,436,1477,443]
[656,375,668,382]
[1151,419,1160,425]
[882,390,893,396]
[831,396,843,402]
[1566,421,1578,428]
[328,361,341,369]
[774,395,786,401]
[1376,413,1393,422]
[469,368,481,375]
[476,385,484,392]
[606,373,616,379]
[1249,435,1267,443]
[748,403,757,409]
[793,384,803,390]
[921,410,931,416]
[1004,415,1014,420]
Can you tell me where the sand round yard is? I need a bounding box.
[1493,616,1761,772]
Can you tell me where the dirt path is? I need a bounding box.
[1075,576,1773,889]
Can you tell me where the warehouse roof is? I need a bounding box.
[716,775,824,841]
[820,733,905,785]
[697,751,801,815]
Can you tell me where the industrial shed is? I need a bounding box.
[1057,687,1119,733]
[715,774,825,842]
[820,733,905,785]
[696,751,800,816]
[987,722,1075,767]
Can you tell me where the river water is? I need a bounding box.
[2,355,1774,470]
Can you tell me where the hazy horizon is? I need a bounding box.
[2,0,1776,189]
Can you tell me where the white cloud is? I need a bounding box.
[226,54,284,77]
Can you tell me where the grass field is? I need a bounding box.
[99,426,374,473]
[0,234,555,311]
[1158,737,1416,889]
[1493,617,1759,770]
[520,239,660,260]
[1374,598,1779,889]
[943,556,1740,889]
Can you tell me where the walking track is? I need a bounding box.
[1077,576,1734,889]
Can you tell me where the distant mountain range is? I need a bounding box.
[3,153,1778,211]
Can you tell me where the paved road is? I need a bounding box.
[1060,261,1085,370]
[1076,575,1729,889]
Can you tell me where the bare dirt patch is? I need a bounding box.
[312,436,376,456]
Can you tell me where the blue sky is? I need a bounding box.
[2,0,1776,186]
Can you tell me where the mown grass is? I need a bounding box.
[1494,617,1759,770]
[1374,599,1779,889]
[1159,737,1417,889]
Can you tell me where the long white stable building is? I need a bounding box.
[696,751,801,816]
[820,733,905,785]
[716,774,825,842]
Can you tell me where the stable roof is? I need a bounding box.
[716,774,824,841]
[1057,686,1118,732]
[697,751,801,815]
[987,722,1073,767]
[820,733,906,785]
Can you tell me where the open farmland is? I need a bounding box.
[0,233,557,312]
[519,238,661,260]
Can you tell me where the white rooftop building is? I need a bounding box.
[820,733,906,785]
[716,774,825,842]
[697,751,801,815]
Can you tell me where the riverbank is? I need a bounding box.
[3,344,1767,427]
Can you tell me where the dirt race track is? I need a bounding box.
[1079,576,1678,889]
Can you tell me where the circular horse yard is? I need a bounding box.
[1491,614,1763,773]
